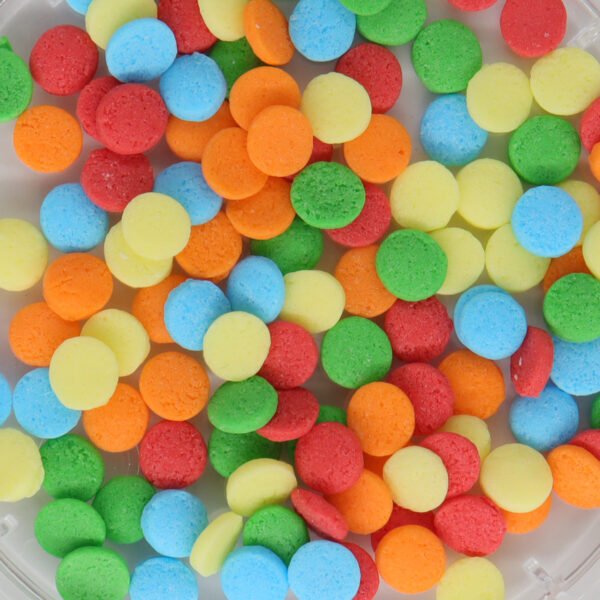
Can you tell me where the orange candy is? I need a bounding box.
[590,142,600,183]
[502,494,552,534]
[244,0,294,66]
[362,453,390,479]
[543,246,592,292]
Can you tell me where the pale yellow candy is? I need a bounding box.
[531,48,600,116]
[49,336,119,410]
[437,558,505,600]
[86,0,157,49]
[430,228,484,295]
[0,219,48,292]
[81,309,150,377]
[104,223,172,289]
[390,161,459,232]
[301,73,371,144]
[466,63,532,133]
[441,415,491,460]
[583,221,600,279]
[0,429,44,502]
[559,180,600,244]
[457,159,523,230]
[280,270,345,333]
[481,444,553,513]
[383,446,448,513]
[226,458,297,516]
[190,512,243,577]
[486,224,550,293]
[198,0,247,41]
[203,311,271,382]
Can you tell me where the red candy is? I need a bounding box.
[384,297,453,363]
[370,504,435,551]
[257,388,320,442]
[388,363,454,436]
[291,488,349,541]
[420,432,480,498]
[140,421,207,489]
[30,25,98,96]
[448,0,497,10]
[510,326,554,398]
[77,77,120,141]
[81,149,154,213]
[295,422,364,495]
[335,43,402,114]
[158,0,217,54]
[341,542,379,600]
[434,495,507,557]
[580,98,600,153]
[571,430,600,461]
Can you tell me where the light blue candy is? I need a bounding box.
[154,162,222,225]
[511,186,583,258]
[420,94,488,167]
[288,540,360,600]
[164,280,231,351]
[40,183,109,253]
[453,284,505,324]
[66,0,92,14]
[141,490,208,558]
[130,557,199,600]
[160,53,227,122]
[13,369,81,439]
[0,373,12,426]
[221,546,288,600]
[510,383,579,452]
[106,18,178,83]
[289,0,356,62]
[226,256,285,323]
[551,336,600,396]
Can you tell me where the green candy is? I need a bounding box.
[358,0,427,45]
[590,395,600,429]
[0,37,33,122]
[35,499,106,558]
[92,476,155,544]
[317,405,347,426]
[340,0,392,16]
[209,38,262,94]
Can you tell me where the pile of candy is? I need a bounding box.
[1,0,600,598]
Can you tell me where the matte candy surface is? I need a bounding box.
[157,0,216,54]
[559,180,600,244]
[0,428,44,502]
[244,0,294,66]
[0,374,11,426]
[198,0,247,41]
[437,557,505,600]
[357,0,427,46]
[258,388,319,442]
[441,416,491,460]
[291,488,349,541]
[584,221,600,279]
[551,336,600,396]
[510,327,555,398]
[0,45,33,122]
[130,558,198,600]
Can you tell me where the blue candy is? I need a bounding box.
[509,383,579,452]
[221,546,288,600]
[288,540,360,600]
[511,186,583,258]
[130,557,199,600]
[154,162,222,225]
[141,490,208,558]
[164,280,231,351]
[420,94,488,167]
[453,284,504,324]
[106,18,178,83]
[551,336,600,396]
[66,0,92,14]
[13,369,81,439]
[0,373,12,426]
[226,256,285,323]
[160,53,227,122]
[40,183,109,253]
[289,0,356,62]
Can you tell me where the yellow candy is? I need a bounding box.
[0,218,48,292]
[190,512,243,577]
[0,428,44,502]
[441,415,491,460]
[481,444,553,513]
[466,63,532,133]
[390,161,459,232]
[203,311,271,382]
[437,558,505,600]
[383,446,448,513]
[198,0,247,41]
[583,221,600,279]
[559,180,600,245]
[49,336,119,410]
[457,159,523,230]
[486,224,550,293]
[280,270,345,333]
[226,458,297,516]
[301,73,371,144]
[430,228,484,296]
[86,0,157,49]
[104,223,172,289]
[531,48,600,116]
[81,309,150,377]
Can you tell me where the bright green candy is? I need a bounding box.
[208,376,278,434]
[56,547,130,600]
[591,395,600,429]
[251,218,324,275]
[40,435,105,501]
[322,317,392,389]
[35,499,106,558]
[376,229,448,301]
[317,405,347,426]
[209,429,281,477]
[0,37,33,122]
[412,19,482,93]
[92,476,155,544]
[509,116,581,185]
[291,162,366,229]
[358,0,427,45]
[209,38,261,94]
[243,505,309,564]
[340,0,392,16]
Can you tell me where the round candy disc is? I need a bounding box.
[0,429,44,502]
[437,558,504,600]
[130,557,198,600]
[357,0,427,46]
[0,42,33,122]
[551,336,600,396]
